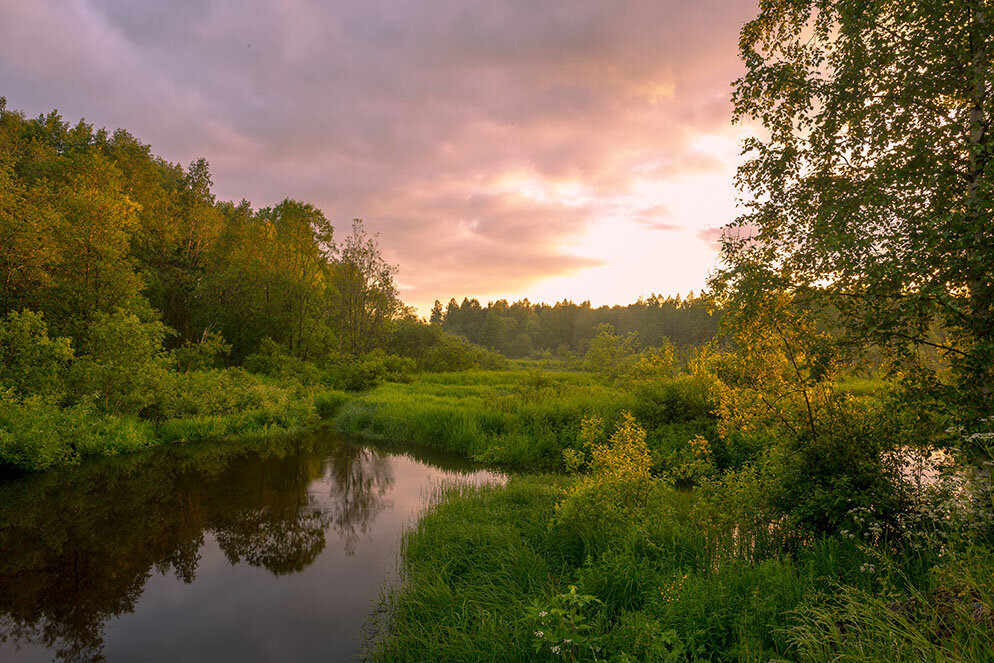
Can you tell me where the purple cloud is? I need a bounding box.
[0,0,756,309]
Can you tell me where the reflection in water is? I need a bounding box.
[0,431,501,662]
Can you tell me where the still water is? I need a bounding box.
[0,431,503,662]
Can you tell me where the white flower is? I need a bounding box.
[534,631,544,638]
[538,611,547,617]
[551,645,561,654]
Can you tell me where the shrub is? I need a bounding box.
[243,337,323,384]
[173,330,231,371]
[553,414,655,554]
[631,375,715,427]
[0,310,73,399]
[323,350,416,391]
[0,392,155,471]
[68,310,170,415]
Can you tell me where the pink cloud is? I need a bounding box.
[0,0,757,309]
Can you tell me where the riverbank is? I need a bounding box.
[0,365,352,472]
[344,370,994,662]
[0,429,503,662]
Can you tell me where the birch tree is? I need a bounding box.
[719,0,994,419]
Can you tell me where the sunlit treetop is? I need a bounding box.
[717,0,994,416]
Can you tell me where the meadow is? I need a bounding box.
[339,366,994,662]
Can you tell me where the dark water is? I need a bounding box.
[0,431,503,662]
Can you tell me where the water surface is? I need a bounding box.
[0,431,502,662]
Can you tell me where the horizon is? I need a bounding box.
[1,0,756,314]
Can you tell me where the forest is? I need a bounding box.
[2,0,994,661]
[0,98,716,472]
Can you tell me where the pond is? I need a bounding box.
[0,430,504,662]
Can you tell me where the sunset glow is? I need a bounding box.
[0,0,758,313]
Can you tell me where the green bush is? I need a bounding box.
[155,368,298,419]
[68,310,170,415]
[322,350,416,391]
[243,337,323,384]
[0,392,155,471]
[631,375,715,427]
[420,334,508,372]
[172,331,231,371]
[0,310,73,399]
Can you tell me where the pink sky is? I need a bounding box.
[0,0,758,313]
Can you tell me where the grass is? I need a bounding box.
[0,382,352,471]
[360,369,993,662]
[334,370,638,469]
[372,474,993,662]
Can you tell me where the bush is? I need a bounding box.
[0,310,73,399]
[323,350,416,391]
[421,334,507,372]
[68,310,170,415]
[0,392,155,471]
[553,415,656,554]
[173,331,231,371]
[155,368,301,419]
[631,375,715,427]
[243,337,323,384]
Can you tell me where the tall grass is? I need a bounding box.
[334,371,638,469]
[371,474,991,662]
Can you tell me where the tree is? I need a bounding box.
[0,153,54,316]
[331,219,401,355]
[722,1,994,420]
[46,150,143,334]
[429,300,444,326]
[68,309,170,415]
[0,310,72,399]
[202,199,335,359]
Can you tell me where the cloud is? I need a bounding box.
[0,0,757,310]
[697,226,727,251]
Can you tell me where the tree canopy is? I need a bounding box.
[720,0,994,418]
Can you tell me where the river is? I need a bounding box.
[0,430,503,662]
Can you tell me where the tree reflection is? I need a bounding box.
[0,432,402,662]
[326,445,395,556]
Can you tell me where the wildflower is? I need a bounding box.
[551,645,561,654]
[534,631,544,638]
[538,611,547,618]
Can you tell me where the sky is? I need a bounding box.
[0,0,758,314]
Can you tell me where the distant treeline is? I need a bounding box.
[0,97,718,375]
[429,294,719,358]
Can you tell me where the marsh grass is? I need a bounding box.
[372,474,992,662]
[362,371,992,662]
[334,371,639,469]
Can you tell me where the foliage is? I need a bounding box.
[527,586,604,661]
[68,309,171,415]
[584,324,640,376]
[688,290,915,536]
[331,219,401,356]
[243,337,323,384]
[437,293,718,358]
[323,349,415,392]
[553,414,657,554]
[724,0,994,421]
[0,309,72,399]
[0,392,155,471]
[173,330,231,372]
